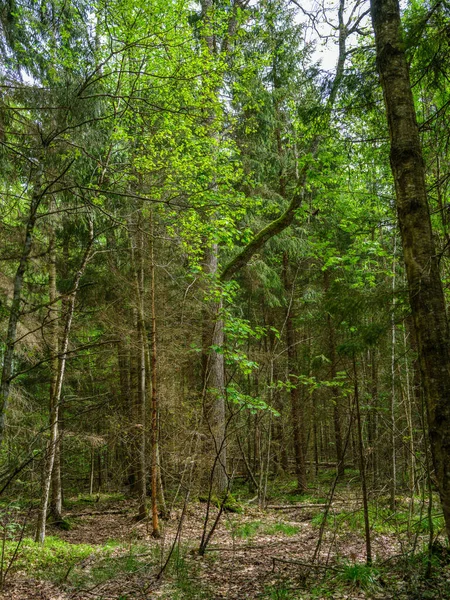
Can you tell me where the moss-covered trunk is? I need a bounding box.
[371,0,450,538]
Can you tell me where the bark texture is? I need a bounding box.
[371,0,450,538]
[0,174,43,446]
[283,254,307,494]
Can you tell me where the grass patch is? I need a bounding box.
[232,520,299,539]
[264,522,299,536]
[2,536,95,583]
[338,562,380,590]
[260,584,297,599]
[159,545,212,599]
[233,520,263,538]
[0,534,155,590]
[311,504,445,536]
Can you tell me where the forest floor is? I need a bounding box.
[1,474,450,599]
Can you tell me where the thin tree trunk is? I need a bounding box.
[283,254,307,494]
[325,271,345,478]
[390,236,397,510]
[35,221,94,543]
[0,173,43,446]
[130,217,147,521]
[202,245,228,495]
[371,0,450,538]
[353,356,372,565]
[89,446,94,496]
[48,202,62,522]
[150,216,160,538]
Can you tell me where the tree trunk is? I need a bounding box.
[150,216,160,537]
[371,0,450,538]
[130,217,147,521]
[48,202,62,522]
[0,172,43,446]
[201,244,228,495]
[283,254,307,494]
[324,271,345,478]
[353,356,372,565]
[36,222,94,543]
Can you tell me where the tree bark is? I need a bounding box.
[324,271,345,478]
[35,221,94,543]
[371,0,450,538]
[130,216,147,521]
[202,246,228,495]
[283,254,307,494]
[0,171,43,446]
[353,356,372,565]
[149,216,161,537]
[48,209,62,522]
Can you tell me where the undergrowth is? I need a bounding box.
[231,520,300,539]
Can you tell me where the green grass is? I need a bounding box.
[1,536,96,583]
[311,504,446,536]
[233,520,263,538]
[264,522,299,536]
[261,584,298,599]
[0,534,156,589]
[338,562,380,590]
[232,520,299,539]
[158,545,213,599]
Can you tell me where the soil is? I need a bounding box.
[0,499,448,600]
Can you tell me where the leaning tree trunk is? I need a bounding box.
[371,0,450,538]
[36,222,94,543]
[48,206,63,522]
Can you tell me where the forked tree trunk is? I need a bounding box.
[371,0,450,538]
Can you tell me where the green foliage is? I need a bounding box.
[2,536,95,582]
[231,520,299,539]
[158,544,212,600]
[264,522,299,536]
[198,492,243,514]
[338,562,380,590]
[261,584,298,599]
[232,520,262,539]
[311,503,445,537]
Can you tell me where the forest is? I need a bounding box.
[0,0,449,598]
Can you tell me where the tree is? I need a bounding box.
[371,0,450,538]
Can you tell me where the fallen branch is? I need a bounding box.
[267,504,327,510]
[66,508,129,518]
[272,556,343,573]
